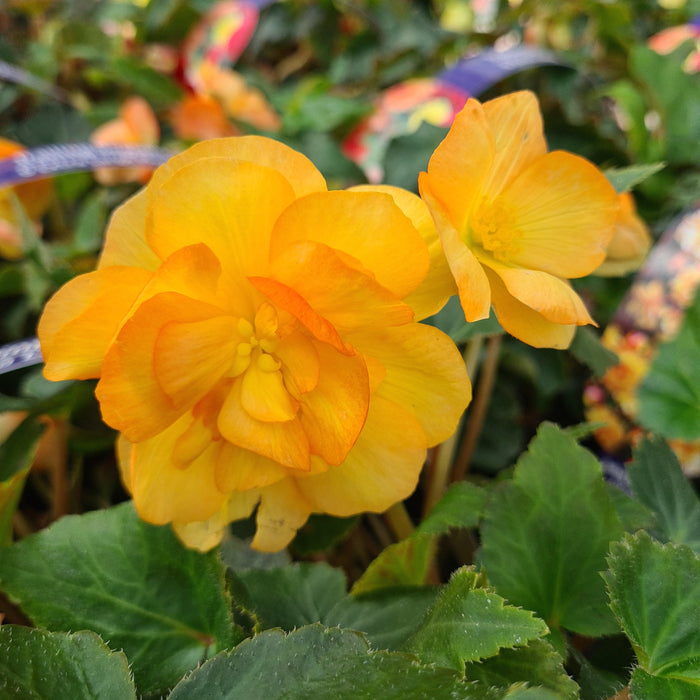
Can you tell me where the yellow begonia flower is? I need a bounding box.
[594,192,652,277]
[38,136,470,552]
[419,90,619,349]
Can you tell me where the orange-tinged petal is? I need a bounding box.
[154,315,240,410]
[419,175,491,321]
[481,257,595,326]
[276,328,320,396]
[485,268,576,349]
[39,266,152,380]
[173,489,260,552]
[98,190,161,271]
[148,135,326,199]
[299,340,370,466]
[146,159,296,293]
[497,150,618,277]
[249,275,354,356]
[349,185,457,321]
[423,98,493,234]
[218,379,310,470]
[214,441,288,492]
[269,240,414,332]
[481,91,547,196]
[269,190,429,299]
[97,292,225,441]
[296,395,426,516]
[348,323,470,446]
[126,413,227,525]
[241,352,299,422]
[252,478,312,552]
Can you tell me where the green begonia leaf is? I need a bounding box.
[229,562,347,631]
[604,163,665,193]
[630,668,700,700]
[0,502,238,695]
[324,587,440,651]
[480,422,623,636]
[351,532,436,595]
[569,326,619,378]
[416,481,488,535]
[628,436,700,554]
[605,532,700,681]
[463,639,578,700]
[168,624,495,700]
[638,288,700,441]
[0,626,136,699]
[403,568,548,672]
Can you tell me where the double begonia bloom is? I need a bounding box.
[38,137,470,552]
[419,91,619,349]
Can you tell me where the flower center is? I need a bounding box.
[230,305,280,378]
[471,198,522,262]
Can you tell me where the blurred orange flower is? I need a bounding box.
[595,191,652,276]
[419,90,619,348]
[0,138,53,260]
[170,93,237,141]
[91,96,160,185]
[38,137,469,552]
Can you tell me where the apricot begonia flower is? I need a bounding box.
[419,90,619,349]
[0,138,53,260]
[38,136,470,552]
[595,192,652,277]
[91,96,160,185]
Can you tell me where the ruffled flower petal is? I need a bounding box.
[269,190,429,300]
[39,266,152,380]
[252,478,312,552]
[214,442,288,492]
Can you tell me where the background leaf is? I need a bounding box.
[416,481,488,535]
[627,436,700,554]
[0,502,238,695]
[480,423,624,637]
[0,626,136,700]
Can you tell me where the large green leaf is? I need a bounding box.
[229,562,347,631]
[416,481,488,535]
[463,639,579,700]
[605,532,700,683]
[0,626,136,699]
[480,422,623,636]
[630,668,700,700]
[0,502,238,695]
[628,436,700,554]
[403,568,548,672]
[324,587,439,651]
[638,287,700,441]
[168,624,493,700]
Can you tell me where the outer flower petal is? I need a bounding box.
[218,379,310,470]
[269,190,429,300]
[481,90,547,196]
[349,184,456,320]
[121,413,227,525]
[296,395,426,516]
[39,266,152,380]
[348,323,470,447]
[252,478,312,552]
[298,340,370,467]
[147,160,296,303]
[148,135,327,198]
[419,175,491,321]
[481,257,595,326]
[97,292,225,441]
[485,268,576,349]
[98,190,161,270]
[268,240,415,333]
[423,98,493,233]
[499,150,618,277]
[173,489,260,552]
[214,442,288,492]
